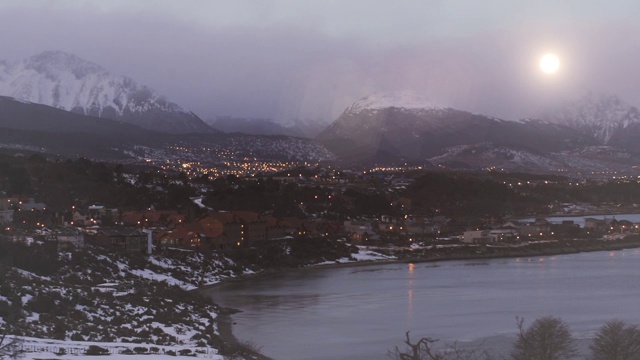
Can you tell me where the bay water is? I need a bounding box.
[209,249,640,359]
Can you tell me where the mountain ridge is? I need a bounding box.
[542,92,640,144]
[0,51,212,134]
[208,116,328,138]
[343,92,446,115]
[317,93,640,176]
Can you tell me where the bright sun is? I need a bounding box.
[539,53,560,74]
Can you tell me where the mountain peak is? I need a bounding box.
[543,92,640,144]
[0,51,212,133]
[345,92,445,115]
[25,51,104,79]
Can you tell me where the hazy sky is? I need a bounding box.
[1,0,639,123]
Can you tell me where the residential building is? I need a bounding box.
[120,210,184,228]
[343,220,373,233]
[94,227,146,252]
[0,198,13,224]
[48,226,85,249]
[18,198,47,211]
[463,230,491,244]
[350,229,380,244]
[584,218,607,231]
[462,228,516,244]
[159,211,287,250]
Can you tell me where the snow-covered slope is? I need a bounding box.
[0,51,212,133]
[344,92,446,114]
[319,92,456,140]
[543,92,640,144]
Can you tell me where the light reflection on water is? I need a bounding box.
[208,249,640,360]
[407,263,415,317]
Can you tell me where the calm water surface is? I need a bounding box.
[208,249,640,360]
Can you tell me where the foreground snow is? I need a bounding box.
[5,242,389,359]
[2,246,235,359]
[13,335,223,359]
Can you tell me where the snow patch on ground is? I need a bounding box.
[315,245,396,265]
[129,268,197,290]
[14,335,223,359]
[191,196,211,210]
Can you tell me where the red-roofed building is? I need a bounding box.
[120,210,185,228]
[158,211,288,249]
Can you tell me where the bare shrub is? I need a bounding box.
[222,340,264,360]
[588,320,640,360]
[510,316,577,360]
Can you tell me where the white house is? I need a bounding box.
[0,198,14,224]
[50,227,85,248]
[463,230,491,244]
[463,228,517,244]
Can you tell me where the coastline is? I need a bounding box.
[520,211,640,218]
[215,308,274,360]
[206,238,640,291]
[453,334,594,358]
[205,238,640,359]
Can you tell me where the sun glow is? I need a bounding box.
[539,53,560,74]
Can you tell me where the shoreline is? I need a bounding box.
[452,333,594,358]
[215,308,274,360]
[528,213,639,217]
[204,239,640,359]
[522,211,640,218]
[205,238,640,290]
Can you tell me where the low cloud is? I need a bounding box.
[0,2,639,123]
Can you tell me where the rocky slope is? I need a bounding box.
[542,92,640,154]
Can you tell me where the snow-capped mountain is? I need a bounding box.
[319,93,456,141]
[343,92,446,115]
[318,92,596,165]
[0,51,212,133]
[543,92,640,144]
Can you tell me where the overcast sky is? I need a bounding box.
[1,0,639,123]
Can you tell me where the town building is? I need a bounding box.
[0,198,14,224]
[94,227,146,252]
[47,226,85,249]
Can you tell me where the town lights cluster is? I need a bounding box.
[364,165,424,173]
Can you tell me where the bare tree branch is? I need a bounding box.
[389,331,495,360]
[0,327,22,360]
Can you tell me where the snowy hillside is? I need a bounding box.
[0,243,245,359]
[543,92,640,144]
[319,92,458,141]
[0,51,211,133]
